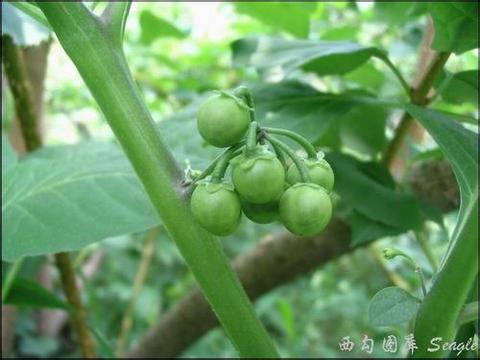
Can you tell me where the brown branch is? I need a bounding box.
[55,252,96,358]
[116,227,160,356]
[2,35,42,151]
[2,35,96,358]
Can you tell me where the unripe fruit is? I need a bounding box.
[196,94,250,148]
[240,198,279,224]
[190,182,241,236]
[279,183,332,236]
[231,147,285,204]
[287,158,334,192]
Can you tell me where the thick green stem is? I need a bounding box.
[265,135,311,183]
[37,3,278,357]
[263,127,317,159]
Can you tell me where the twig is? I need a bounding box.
[2,34,96,358]
[55,252,96,358]
[414,229,439,272]
[116,227,160,356]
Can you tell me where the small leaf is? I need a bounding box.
[139,10,187,44]
[1,2,50,46]
[368,287,421,326]
[428,3,479,54]
[440,70,478,105]
[3,277,71,310]
[234,3,316,38]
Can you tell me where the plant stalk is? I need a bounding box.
[37,3,278,357]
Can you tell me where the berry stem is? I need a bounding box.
[265,135,311,183]
[263,127,317,159]
[245,121,259,157]
[193,142,244,183]
[211,146,242,183]
[269,140,288,171]
[233,86,256,122]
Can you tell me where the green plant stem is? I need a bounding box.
[211,147,239,183]
[376,55,411,97]
[269,140,289,170]
[37,3,278,357]
[245,121,258,156]
[2,258,25,303]
[382,52,450,166]
[192,141,245,184]
[265,135,311,183]
[414,229,439,272]
[263,127,317,159]
[233,85,256,122]
[2,31,96,358]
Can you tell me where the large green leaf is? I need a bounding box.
[139,10,187,45]
[326,152,423,231]
[3,277,71,310]
[233,3,316,38]
[2,142,159,261]
[405,105,478,356]
[1,2,50,46]
[428,2,479,54]
[251,81,389,155]
[439,70,478,105]
[231,36,389,78]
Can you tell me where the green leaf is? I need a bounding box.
[3,277,71,310]
[234,3,316,38]
[440,70,478,105]
[368,286,421,326]
[2,141,159,261]
[2,133,17,175]
[428,2,479,54]
[251,81,390,153]
[139,10,187,44]
[1,2,50,46]
[405,105,478,356]
[349,211,404,246]
[326,152,422,231]
[374,2,428,25]
[231,36,389,78]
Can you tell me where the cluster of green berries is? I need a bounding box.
[189,87,334,237]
